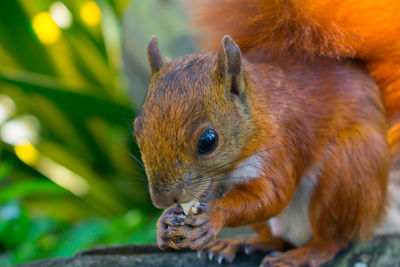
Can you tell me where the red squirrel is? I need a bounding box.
[133,1,400,266]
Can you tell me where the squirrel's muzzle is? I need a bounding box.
[149,181,183,209]
[150,192,178,209]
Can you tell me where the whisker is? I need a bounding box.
[126,151,145,170]
[91,158,144,176]
[190,142,283,185]
[115,180,148,186]
[189,149,265,183]
[188,161,258,187]
[133,176,149,182]
[127,130,146,166]
[119,143,145,170]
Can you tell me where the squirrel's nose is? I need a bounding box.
[149,179,184,208]
[150,185,180,208]
[151,193,177,208]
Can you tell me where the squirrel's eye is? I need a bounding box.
[197,128,218,156]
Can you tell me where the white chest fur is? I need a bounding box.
[228,154,264,182]
[228,154,319,247]
[269,173,318,247]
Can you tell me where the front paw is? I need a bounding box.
[157,204,190,249]
[201,239,244,264]
[261,252,312,267]
[187,220,218,250]
[184,204,222,250]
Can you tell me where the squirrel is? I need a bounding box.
[133,0,400,266]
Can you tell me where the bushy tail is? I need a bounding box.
[388,115,400,158]
[185,0,400,158]
[185,0,360,58]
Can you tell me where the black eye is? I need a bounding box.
[197,128,218,156]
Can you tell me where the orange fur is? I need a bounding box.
[135,1,400,266]
[187,0,400,155]
[136,52,389,266]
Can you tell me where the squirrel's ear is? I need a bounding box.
[147,35,168,74]
[215,35,244,95]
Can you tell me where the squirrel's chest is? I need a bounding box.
[228,154,265,182]
[227,154,319,247]
[268,170,318,247]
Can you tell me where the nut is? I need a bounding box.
[180,200,200,215]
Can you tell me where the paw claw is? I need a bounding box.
[208,252,214,260]
[260,262,274,267]
[177,214,186,220]
[217,255,224,264]
[261,251,316,267]
[266,251,279,258]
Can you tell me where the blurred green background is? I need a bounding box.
[0,0,195,265]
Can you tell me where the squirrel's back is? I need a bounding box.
[186,0,400,158]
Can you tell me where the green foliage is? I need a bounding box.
[0,200,158,265]
[0,0,192,265]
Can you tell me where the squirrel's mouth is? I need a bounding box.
[198,176,232,203]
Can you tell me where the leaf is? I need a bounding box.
[0,180,66,204]
[0,202,30,248]
[0,160,14,181]
[51,219,108,257]
[0,0,55,74]
[0,68,133,122]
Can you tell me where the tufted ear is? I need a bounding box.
[215,35,244,96]
[147,35,168,74]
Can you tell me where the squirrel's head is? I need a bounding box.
[134,35,259,208]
